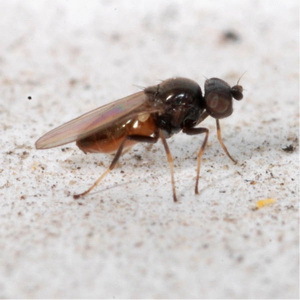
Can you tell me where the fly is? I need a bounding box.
[35,77,244,202]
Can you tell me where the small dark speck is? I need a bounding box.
[236,255,244,263]
[282,144,296,153]
[285,205,295,210]
[110,32,121,42]
[134,154,142,161]
[27,96,32,100]
[134,241,143,248]
[69,78,78,86]
[222,30,240,42]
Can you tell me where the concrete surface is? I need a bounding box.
[0,0,299,298]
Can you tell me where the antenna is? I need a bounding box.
[237,71,247,85]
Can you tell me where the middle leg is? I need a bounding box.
[183,127,209,194]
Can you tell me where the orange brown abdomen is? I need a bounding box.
[76,114,156,154]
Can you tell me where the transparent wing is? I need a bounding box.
[36,91,158,149]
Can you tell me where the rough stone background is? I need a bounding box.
[0,0,298,298]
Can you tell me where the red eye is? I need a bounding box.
[207,94,229,113]
[206,93,232,119]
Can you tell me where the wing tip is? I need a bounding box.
[35,138,48,149]
[35,135,74,149]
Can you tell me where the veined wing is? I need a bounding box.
[36,91,158,149]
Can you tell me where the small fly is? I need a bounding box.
[35,77,243,202]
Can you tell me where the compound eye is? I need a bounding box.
[206,92,232,119]
[207,93,229,113]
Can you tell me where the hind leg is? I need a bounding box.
[73,134,158,199]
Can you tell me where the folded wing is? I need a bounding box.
[36,92,158,149]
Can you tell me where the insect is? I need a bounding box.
[36,77,243,202]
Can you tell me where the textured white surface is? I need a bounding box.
[0,0,299,298]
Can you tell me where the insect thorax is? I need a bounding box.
[144,77,205,137]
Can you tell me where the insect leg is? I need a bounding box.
[159,131,178,202]
[182,127,209,194]
[216,119,237,164]
[73,134,159,199]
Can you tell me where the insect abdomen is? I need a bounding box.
[76,115,156,154]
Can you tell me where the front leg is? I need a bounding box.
[216,119,237,164]
[182,127,209,194]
